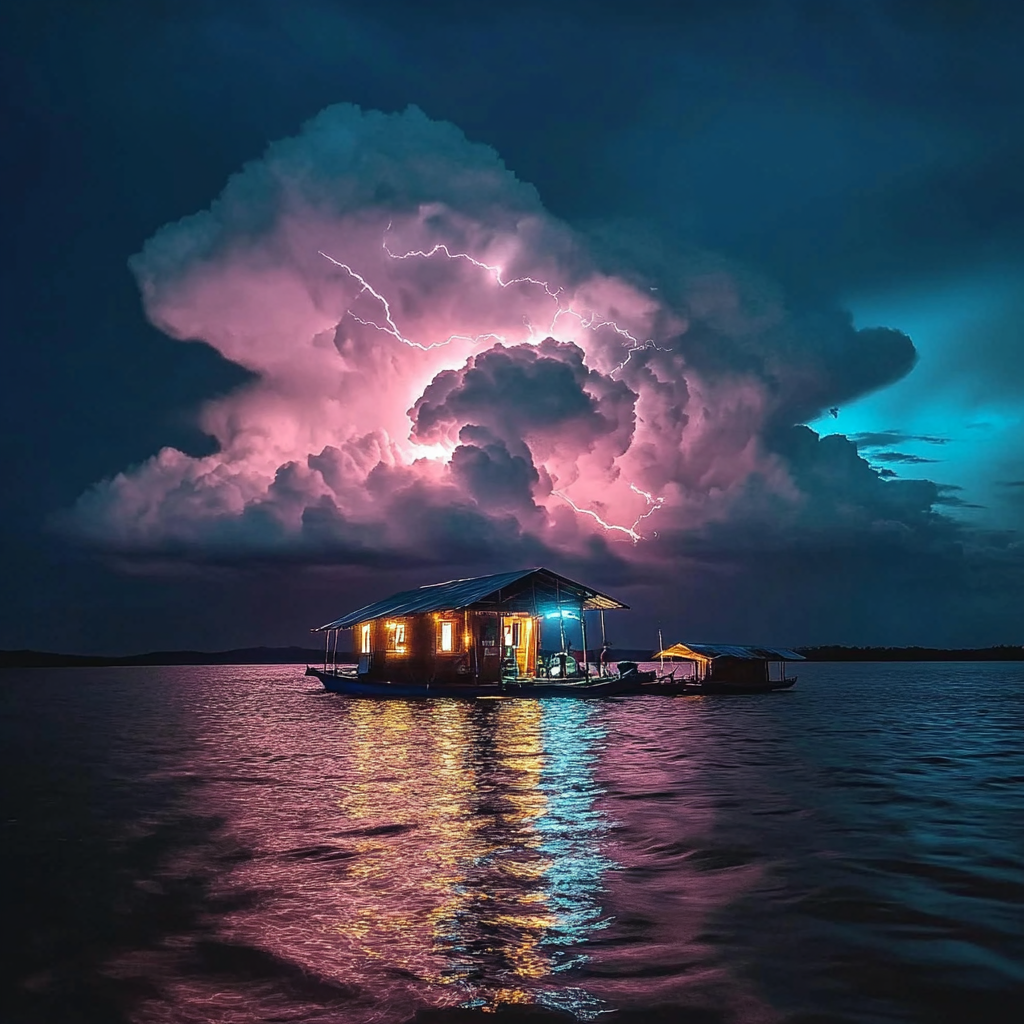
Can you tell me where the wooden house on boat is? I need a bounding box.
[314,568,628,686]
[654,643,805,687]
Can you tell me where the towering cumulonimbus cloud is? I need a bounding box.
[66,103,922,567]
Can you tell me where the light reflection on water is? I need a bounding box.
[148,686,622,1021]
[2,662,1023,1024]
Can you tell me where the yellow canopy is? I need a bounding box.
[655,642,804,662]
[654,643,713,665]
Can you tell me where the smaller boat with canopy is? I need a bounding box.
[644,643,804,694]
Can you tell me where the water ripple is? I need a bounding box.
[1,661,1022,1022]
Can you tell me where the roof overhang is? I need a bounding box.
[314,567,628,631]
[655,642,805,662]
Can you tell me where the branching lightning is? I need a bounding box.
[319,224,663,370]
[609,339,674,375]
[551,490,643,542]
[319,230,670,542]
[383,230,665,376]
[552,483,666,543]
[382,229,563,300]
[318,250,507,350]
[629,483,667,531]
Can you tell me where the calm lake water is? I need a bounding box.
[2,662,1022,1024]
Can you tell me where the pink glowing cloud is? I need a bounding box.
[66,104,919,567]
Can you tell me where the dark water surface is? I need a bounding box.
[2,663,1022,1024]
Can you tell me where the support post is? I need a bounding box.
[323,630,329,673]
[472,616,479,682]
[555,581,567,649]
[580,603,589,679]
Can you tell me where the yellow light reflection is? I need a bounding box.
[316,696,611,1013]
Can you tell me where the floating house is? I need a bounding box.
[654,642,805,685]
[314,568,628,686]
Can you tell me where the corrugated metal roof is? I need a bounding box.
[315,567,628,631]
[655,642,805,661]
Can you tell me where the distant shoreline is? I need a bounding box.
[1,645,1022,668]
[0,647,328,669]
[795,645,1024,662]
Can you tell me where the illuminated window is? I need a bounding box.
[503,620,521,648]
[360,624,371,654]
[386,620,407,653]
[440,620,454,652]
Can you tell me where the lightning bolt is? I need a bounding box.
[320,225,664,368]
[319,230,671,542]
[552,490,643,542]
[552,483,666,544]
[382,229,563,300]
[608,339,674,375]
[629,483,666,531]
[318,250,509,350]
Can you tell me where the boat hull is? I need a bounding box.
[306,667,639,699]
[638,676,797,696]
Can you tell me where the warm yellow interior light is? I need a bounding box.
[385,619,407,653]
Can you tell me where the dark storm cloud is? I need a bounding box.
[770,324,918,425]
[869,452,940,465]
[449,428,541,517]
[41,75,1024,651]
[410,340,635,457]
[576,225,921,427]
[629,426,962,636]
[933,486,985,510]
[58,93,938,604]
[74,461,555,574]
[767,427,945,528]
[3,0,1024,652]
[632,424,1018,645]
[851,431,950,448]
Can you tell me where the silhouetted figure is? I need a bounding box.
[600,642,612,677]
[829,407,839,419]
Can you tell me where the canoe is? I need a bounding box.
[305,666,641,699]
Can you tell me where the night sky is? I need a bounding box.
[3,0,1022,654]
